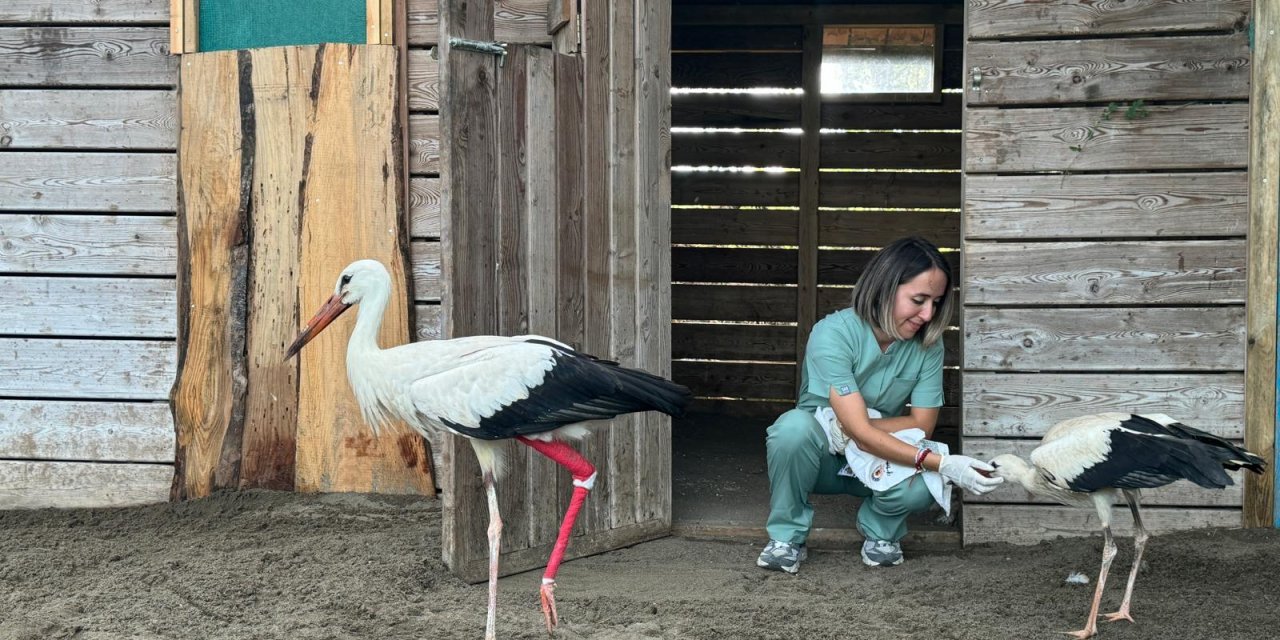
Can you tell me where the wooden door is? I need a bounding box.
[960,0,1253,544]
[438,0,673,582]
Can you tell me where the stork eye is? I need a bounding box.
[340,274,353,286]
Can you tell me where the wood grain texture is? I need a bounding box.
[1244,0,1278,527]
[0,27,174,86]
[965,103,1249,173]
[406,0,553,46]
[963,307,1246,371]
[1,0,169,23]
[0,338,174,398]
[406,49,440,110]
[963,372,1245,438]
[968,34,1250,106]
[0,399,173,463]
[964,172,1248,239]
[407,113,440,173]
[0,153,175,212]
[964,240,1246,305]
[0,89,176,149]
[0,276,175,337]
[171,49,244,501]
[963,504,1241,546]
[0,214,176,274]
[0,460,171,509]
[967,0,1251,39]
[293,44,430,496]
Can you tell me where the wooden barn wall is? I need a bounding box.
[670,7,965,448]
[961,0,1253,544]
[0,1,178,508]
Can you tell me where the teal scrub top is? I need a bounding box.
[797,308,945,416]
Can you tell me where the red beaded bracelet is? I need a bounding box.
[913,446,930,472]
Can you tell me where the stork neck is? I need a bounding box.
[349,285,389,355]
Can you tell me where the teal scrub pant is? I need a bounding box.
[765,408,935,544]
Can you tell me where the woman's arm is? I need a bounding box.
[830,390,941,471]
[868,406,939,437]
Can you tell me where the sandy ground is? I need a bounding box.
[2,490,1276,640]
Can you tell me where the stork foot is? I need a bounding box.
[1064,628,1097,639]
[1103,608,1134,624]
[539,580,559,634]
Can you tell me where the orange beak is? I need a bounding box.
[284,293,352,360]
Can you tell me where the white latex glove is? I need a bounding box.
[937,454,1004,495]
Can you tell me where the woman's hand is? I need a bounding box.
[937,455,1003,494]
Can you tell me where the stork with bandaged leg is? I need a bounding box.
[284,259,691,640]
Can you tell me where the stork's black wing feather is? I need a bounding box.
[441,348,692,441]
[1066,415,1236,492]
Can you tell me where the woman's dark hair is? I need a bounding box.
[850,236,954,347]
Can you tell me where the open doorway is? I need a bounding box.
[667,0,965,547]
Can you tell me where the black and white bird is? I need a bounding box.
[284,259,691,640]
[988,412,1266,639]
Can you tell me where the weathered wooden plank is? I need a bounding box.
[0,337,174,398]
[819,211,960,247]
[439,0,498,580]
[819,132,960,170]
[0,460,170,509]
[819,248,961,285]
[0,89,176,149]
[673,4,962,26]
[672,360,796,399]
[414,302,443,340]
[965,103,1250,172]
[673,323,797,361]
[555,53,585,351]
[0,153,175,212]
[964,172,1249,239]
[0,276,175,337]
[671,208,797,245]
[963,504,1241,546]
[795,25,822,373]
[672,94,801,128]
[963,372,1245,438]
[409,177,442,237]
[673,284,795,322]
[672,171,799,207]
[0,27,174,86]
[672,52,802,89]
[965,240,1246,305]
[171,49,245,500]
[607,0,641,530]
[819,171,961,209]
[964,437,1243,506]
[0,399,172,463]
[406,0,553,45]
[0,214,175,274]
[821,94,964,130]
[406,49,440,111]
[0,0,169,23]
[408,113,441,174]
[673,247,797,284]
[967,0,1252,39]
[968,34,1250,106]
[673,130,801,167]
[673,25,803,51]
[964,307,1246,371]
[1244,0,1279,527]
[293,45,430,495]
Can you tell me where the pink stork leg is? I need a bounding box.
[517,436,597,633]
[1104,490,1148,624]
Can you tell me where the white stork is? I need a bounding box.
[988,412,1266,639]
[284,260,691,640]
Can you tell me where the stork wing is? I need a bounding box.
[1033,414,1232,492]
[405,338,686,440]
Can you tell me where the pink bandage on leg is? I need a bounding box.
[517,436,597,581]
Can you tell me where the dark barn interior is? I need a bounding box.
[666,0,966,546]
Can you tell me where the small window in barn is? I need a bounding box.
[820,25,940,98]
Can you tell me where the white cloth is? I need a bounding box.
[814,406,952,516]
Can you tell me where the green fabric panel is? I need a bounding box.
[199,0,366,52]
